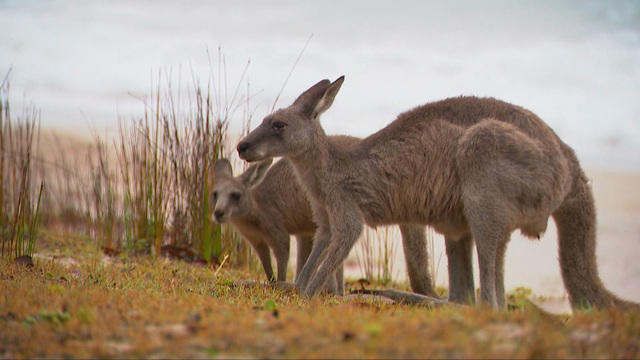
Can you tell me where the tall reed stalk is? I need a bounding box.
[117,94,170,256]
[0,77,44,259]
[355,225,442,289]
[355,226,399,286]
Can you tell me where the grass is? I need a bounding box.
[1,58,260,268]
[2,237,640,358]
[2,61,640,358]
[355,226,444,290]
[109,65,255,264]
[2,63,254,267]
[355,227,400,286]
[0,74,44,260]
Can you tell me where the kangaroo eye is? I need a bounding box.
[212,191,218,200]
[272,121,286,131]
[231,192,241,201]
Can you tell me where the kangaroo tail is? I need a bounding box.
[552,167,638,310]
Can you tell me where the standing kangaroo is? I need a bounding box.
[212,157,343,293]
[237,76,636,309]
[213,138,448,298]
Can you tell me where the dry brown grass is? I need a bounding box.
[2,235,640,358]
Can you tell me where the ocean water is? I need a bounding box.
[2,1,640,301]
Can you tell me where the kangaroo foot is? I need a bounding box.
[225,280,300,293]
[350,289,450,308]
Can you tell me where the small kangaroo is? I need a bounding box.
[212,158,337,288]
[237,76,637,309]
[212,143,447,297]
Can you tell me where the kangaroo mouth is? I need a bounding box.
[238,148,266,162]
[212,213,227,224]
[237,152,252,161]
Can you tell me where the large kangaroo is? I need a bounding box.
[237,76,637,309]
[212,140,449,298]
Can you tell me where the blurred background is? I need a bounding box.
[1,0,639,304]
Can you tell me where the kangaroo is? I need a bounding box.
[212,141,447,297]
[212,157,344,293]
[237,76,637,310]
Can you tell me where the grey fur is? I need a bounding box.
[212,157,345,292]
[237,76,637,310]
[213,140,445,297]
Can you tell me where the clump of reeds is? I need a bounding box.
[110,62,253,264]
[0,74,44,259]
[355,226,399,286]
[355,225,442,289]
[28,58,255,267]
[117,101,171,256]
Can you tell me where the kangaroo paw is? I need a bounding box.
[225,280,299,291]
[226,279,264,288]
[272,281,299,293]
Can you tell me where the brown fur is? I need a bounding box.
[237,77,636,309]
[212,157,343,293]
[214,136,445,297]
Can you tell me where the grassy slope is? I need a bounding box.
[1,235,640,359]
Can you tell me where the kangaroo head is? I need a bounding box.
[237,76,344,162]
[211,158,273,223]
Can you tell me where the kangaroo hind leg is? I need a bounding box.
[463,203,510,308]
[446,235,475,304]
[253,240,275,282]
[295,235,313,283]
[399,224,437,297]
[457,119,547,308]
[270,231,291,282]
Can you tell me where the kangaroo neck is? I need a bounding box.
[230,204,261,234]
[288,128,331,201]
[230,194,260,226]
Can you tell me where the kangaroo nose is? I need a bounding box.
[214,209,224,219]
[237,141,250,154]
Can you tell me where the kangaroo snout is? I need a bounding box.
[237,140,265,162]
[214,209,225,221]
[237,141,250,158]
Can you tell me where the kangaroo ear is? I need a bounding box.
[239,158,273,187]
[313,76,344,117]
[214,159,233,179]
[293,76,344,119]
